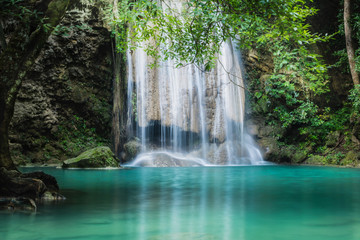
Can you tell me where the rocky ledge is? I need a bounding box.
[0,168,65,211]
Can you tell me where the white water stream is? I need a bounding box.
[125,38,267,167]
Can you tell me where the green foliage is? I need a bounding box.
[0,0,35,19]
[349,84,360,113]
[107,0,332,67]
[55,115,109,156]
[53,24,93,37]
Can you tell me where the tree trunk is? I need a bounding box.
[0,102,15,170]
[344,0,359,85]
[0,0,72,169]
[0,18,7,52]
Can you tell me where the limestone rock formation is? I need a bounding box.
[8,1,113,165]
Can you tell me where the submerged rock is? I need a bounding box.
[0,197,37,211]
[62,146,120,168]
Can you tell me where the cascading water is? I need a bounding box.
[125,38,266,167]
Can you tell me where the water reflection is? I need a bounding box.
[2,166,360,240]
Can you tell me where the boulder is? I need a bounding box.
[0,167,65,211]
[341,151,359,167]
[62,146,120,168]
[306,155,326,165]
[123,140,141,161]
[0,168,46,199]
[325,131,341,147]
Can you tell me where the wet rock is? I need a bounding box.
[20,171,59,192]
[326,131,341,147]
[0,168,47,200]
[0,167,65,211]
[62,146,120,168]
[206,143,229,165]
[257,137,280,161]
[41,191,66,201]
[123,140,141,161]
[134,152,205,167]
[0,197,37,211]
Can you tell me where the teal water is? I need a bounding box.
[1,166,360,240]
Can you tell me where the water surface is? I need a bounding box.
[1,166,360,240]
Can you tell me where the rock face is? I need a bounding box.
[8,1,113,165]
[0,168,64,211]
[62,146,120,168]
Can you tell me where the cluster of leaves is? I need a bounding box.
[52,24,93,37]
[0,0,52,27]
[349,84,360,114]
[0,0,35,19]
[107,0,331,66]
[255,43,330,142]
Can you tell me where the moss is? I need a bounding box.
[123,140,141,161]
[325,131,341,147]
[46,0,70,27]
[306,155,326,165]
[273,144,310,163]
[62,146,120,168]
[341,151,359,167]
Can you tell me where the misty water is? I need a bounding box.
[2,166,360,240]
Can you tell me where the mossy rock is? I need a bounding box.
[341,151,359,167]
[306,155,326,165]
[263,142,309,164]
[325,131,340,147]
[62,146,120,168]
[123,140,141,161]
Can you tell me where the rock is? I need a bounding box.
[325,131,340,147]
[0,197,37,211]
[0,167,66,212]
[9,1,113,165]
[133,152,206,167]
[257,137,280,161]
[62,146,120,168]
[123,140,141,161]
[0,168,47,199]
[20,171,59,192]
[41,191,66,201]
[247,124,259,136]
[306,155,326,165]
[341,151,359,167]
[206,143,229,165]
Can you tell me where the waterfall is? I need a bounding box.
[124,39,266,167]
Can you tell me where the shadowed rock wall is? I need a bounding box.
[8,2,113,165]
